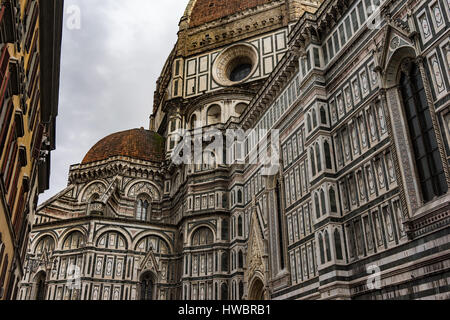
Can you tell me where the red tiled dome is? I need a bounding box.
[82,128,165,164]
[189,0,272,27]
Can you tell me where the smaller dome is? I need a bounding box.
[82,128,165,164]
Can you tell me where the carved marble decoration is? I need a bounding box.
[364,218,374,250]
[384,207,394,241]
[378,104,387,134]
[361,71,369,94]
[352,80,360,103]
[81,182,106,202]
[128,181,160,201]
[337,94,344,115]
[430,54,445,93]
[377,161,386,189]
[359,118,368,147]
[432,4,443,27]
[369,110,377,140]
[420,15,431,40]
[367,166,376,194]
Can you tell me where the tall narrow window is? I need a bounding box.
[334,229,343,260]
[320,106,327,124]
[238,250,243,269]
[324,141,332,169]
[320,189,327,215]
[315,193,320,219]
[399,61,447,203]
[35,272,47,300]
[315,143,322,172]
[221,283,228,300]
[325,230,331,261]
[318,233,325,264]
[238,216,243,237]
[330,188,337,213]
[310,149,316,176]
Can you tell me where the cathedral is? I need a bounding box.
[18,0,450,300]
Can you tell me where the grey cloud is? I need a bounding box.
[40,0,187,203]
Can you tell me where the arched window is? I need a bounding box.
[329,188,337,213]
[35,271,47,301]
[87,193,99,215]
[315,193,320,219]
[191,227,214,246]
[136,236,169,254]
[320,106,327,124]
[215,282,218,299]
[221,219,229,240]
[221,283,229,300]
[221,252,229,272]
[318,233,325,264]
[238,216,243,237]
[239,281,244,300]
[320,189,327,215]
[235,103,247,115]
[190,114,197,129]
[325,230,331,262]
[238,250,244,269]
[315,143,322,172]
[312,109,318,127]
[140,272,154,300]
[63,231,85,250]
[231,251,235,270]
[324,140,332,169]
[334,229,343,260]
[207,104,221,125]
[399,61,447,203]
[237,190,243,203]
[310,149,316,176]
[136,194,151,222]
[307,114,312,132]
[35,236,55,255]
[97,231,128,250]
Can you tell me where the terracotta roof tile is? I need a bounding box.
[82,128,165,164]
[189,0,272,27]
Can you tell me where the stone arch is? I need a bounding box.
[384,45,417,88]
[31,233,58,253]
[132,231,173,254]
[96,230,129,250]
[186,223,216,245]
[206,104,222,125]
[78,180,108,202]
[137,270,158,300]
[57,227,88,250]
[248,276,266,300]
[61,230,86,251]
[235,102,247,116]
[125,180,161,201]
[33,235,56,255]
[93,226,132,249]
[33,271,48,301]
[382,41,449,213]
[190,226,214,246]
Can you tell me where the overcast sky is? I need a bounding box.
[39,0,187,203]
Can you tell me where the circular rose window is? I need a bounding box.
[212,44,259,87]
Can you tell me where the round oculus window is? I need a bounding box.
[212,44,259,86]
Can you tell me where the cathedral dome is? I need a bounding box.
[188,0,272,27]
[82,128,165,164]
